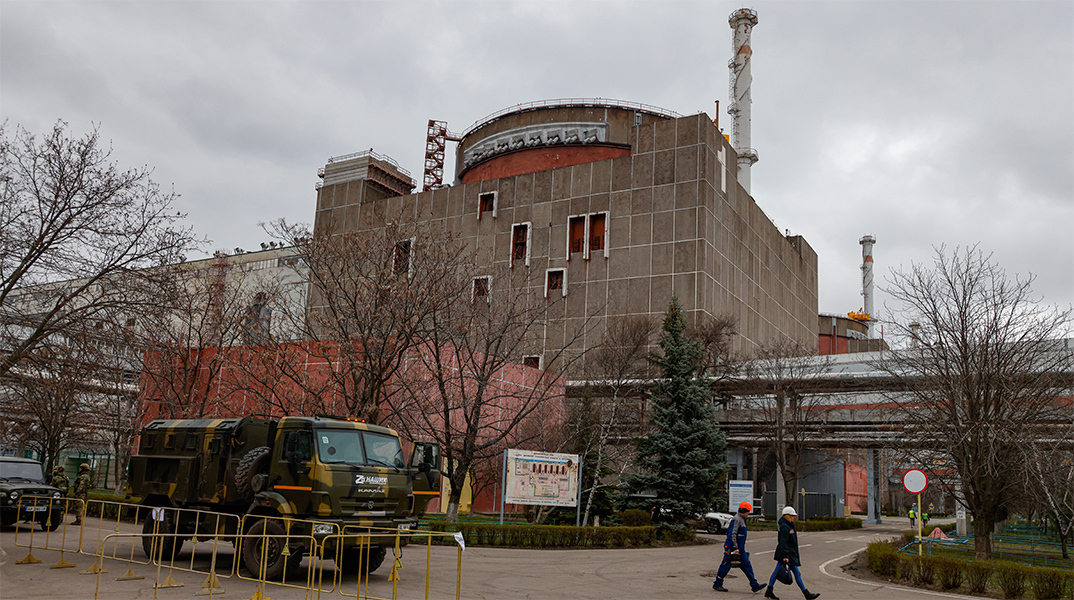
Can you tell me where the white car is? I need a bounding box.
[702,511,734,534]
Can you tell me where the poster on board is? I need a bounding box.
[504,449,580,507]
[728,480,754,512]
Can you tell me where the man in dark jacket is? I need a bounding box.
[713,501,767,593]
[764,506,819,600]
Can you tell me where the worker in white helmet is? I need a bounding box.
[764,506,819,600]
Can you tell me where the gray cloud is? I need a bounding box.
[2,0,1070,322]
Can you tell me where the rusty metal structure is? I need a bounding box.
[422,120,460,191]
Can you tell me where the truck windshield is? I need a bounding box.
[316,430,404,468]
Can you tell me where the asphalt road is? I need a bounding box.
[1,516,975,600]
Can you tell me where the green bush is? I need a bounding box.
[998,567,1027,599]
[422,521,675,549]
[619,509,651,527]
[936,558,964,590]
[1030,567,1069,600]
[797,518,863,532]
[966,562,993,595]
[897,554,915,581]
[866,541,901,577]
[907,556,936,586]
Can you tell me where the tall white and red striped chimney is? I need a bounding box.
[728,8,759,194]
[860,235,876,338]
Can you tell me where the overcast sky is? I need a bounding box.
[3,0,1072,322]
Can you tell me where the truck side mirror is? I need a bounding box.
[410,442,440,472]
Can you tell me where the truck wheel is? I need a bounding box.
[142,511,183,559]
[284,548,306,579]
[235,447,272,503]
[338,545,387,575]
[243,518,288,580]
[42,516,61,532]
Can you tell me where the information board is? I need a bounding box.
[504,449,580,507]
[728,480,754,512]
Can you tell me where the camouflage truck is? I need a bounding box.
[127,416,440,578]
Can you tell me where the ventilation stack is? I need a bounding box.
[728,8,759,194]
[860,235,876,338]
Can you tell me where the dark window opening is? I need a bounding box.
[393,239,412,275]
[568,216,585,254]
[473,276,490,299]
[512,224,529,263]
[479,192,496,219]
[546,270,564,296]
[522,356,541,369]
[590,213,606,252]
[244,292,272,345]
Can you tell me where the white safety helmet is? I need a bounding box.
[781,506,798,517]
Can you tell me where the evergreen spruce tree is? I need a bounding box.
[622,296,728,524]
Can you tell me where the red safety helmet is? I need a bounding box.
[738,501,753,513]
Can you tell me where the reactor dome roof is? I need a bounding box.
[455,98,680,184]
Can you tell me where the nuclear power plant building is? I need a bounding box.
[313,100,818,366]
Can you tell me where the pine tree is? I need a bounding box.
[622,296,727,524]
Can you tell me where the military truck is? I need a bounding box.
[0,456,66,531]
[127,416,440,578]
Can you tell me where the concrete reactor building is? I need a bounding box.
[312,9,818,370]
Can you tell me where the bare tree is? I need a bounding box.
[571,316,655,526]
[268,220,468,423]
[2,344,95,473]
[392,265,585,522]
[216,341,339,417]
[691,314,738,381]
[1022,432,1074,559]
[78,315,143,493]
[732,337,833,510]
[139,252,281,418]
[1,121,197,379]
[878,245,1073,559]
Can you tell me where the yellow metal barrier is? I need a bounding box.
[12,495,80,567]
[236,513,334,596]
[12,502,467,600]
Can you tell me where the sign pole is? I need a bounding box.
[917,492,923,555]
[499,450,507,525]
[902,468,929,556]
[575,455,583,527]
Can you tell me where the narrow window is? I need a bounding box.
[568,216,586,256]
[522,355,542,370]
[472,276,490,301]
[545,269,565,298]
[511,223,530,266]
[393,239,413,276]
[478,192,497,220]
[589,213,606,254]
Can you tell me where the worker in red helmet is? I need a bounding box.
[713,501,767,594]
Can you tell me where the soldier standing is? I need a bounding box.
[51,466,70,495]
[72,463,91,525]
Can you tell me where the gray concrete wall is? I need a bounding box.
[312,112,818,373]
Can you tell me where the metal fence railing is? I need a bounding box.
[10,499,467,600]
